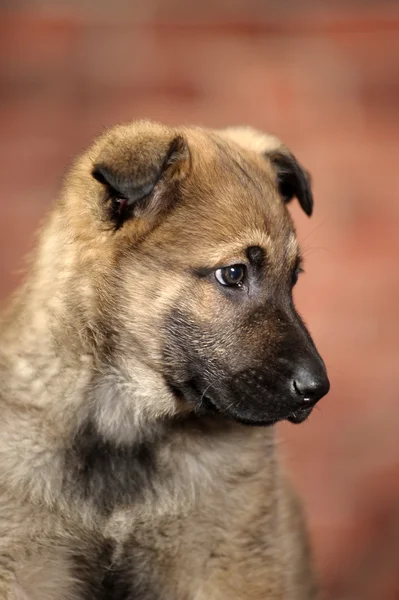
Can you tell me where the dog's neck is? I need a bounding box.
[0,305,276,525]
[64,412,277,523]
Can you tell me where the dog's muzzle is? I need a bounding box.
[198,357,330,426]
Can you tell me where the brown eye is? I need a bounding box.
[215,265,246,287]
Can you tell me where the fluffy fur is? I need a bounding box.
[0,121,329,599]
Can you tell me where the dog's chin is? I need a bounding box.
[286,406,314,424]
[199,396,279,427]
[198,394,314,427]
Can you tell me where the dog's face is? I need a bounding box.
[63,121,329,431]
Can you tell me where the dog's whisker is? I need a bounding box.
[300,219,328,243]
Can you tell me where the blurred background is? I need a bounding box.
[1,0,398,597]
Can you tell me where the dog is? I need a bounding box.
[0,120,329,599]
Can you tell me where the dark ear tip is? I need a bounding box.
[302,191,313,217]
[268,151,314,217]
[301,169,313,216]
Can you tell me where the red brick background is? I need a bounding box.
[1,2,399,597]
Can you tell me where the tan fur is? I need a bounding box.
[0,120,322,599]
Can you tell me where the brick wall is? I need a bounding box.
[1,3,399,597]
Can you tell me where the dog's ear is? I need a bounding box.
[92,123,190,229]
[217,126,313,216]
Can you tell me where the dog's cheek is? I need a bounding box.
[162,308,202,382]
[161,305,239,386]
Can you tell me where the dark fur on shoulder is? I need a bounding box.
[63,420,158,513]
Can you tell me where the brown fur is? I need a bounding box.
[0,120,328,599]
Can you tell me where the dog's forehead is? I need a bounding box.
[166,131,299,264]
[188,129,290,221]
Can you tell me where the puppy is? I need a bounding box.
[0,121,329,599]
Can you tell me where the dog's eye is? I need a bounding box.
[291,266,303,286]
[215,265,246,287]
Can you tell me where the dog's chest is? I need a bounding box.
[75,538,164,600]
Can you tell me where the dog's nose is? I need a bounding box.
[292,364,330,404]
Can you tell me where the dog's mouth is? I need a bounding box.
[172,380,315,427]
[286,406,314,424]
[199,393,278,426]
[203,393,315,426]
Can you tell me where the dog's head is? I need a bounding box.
[61,121,329,436]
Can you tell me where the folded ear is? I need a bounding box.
[92,122,190,229]
[217,126,313,216]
